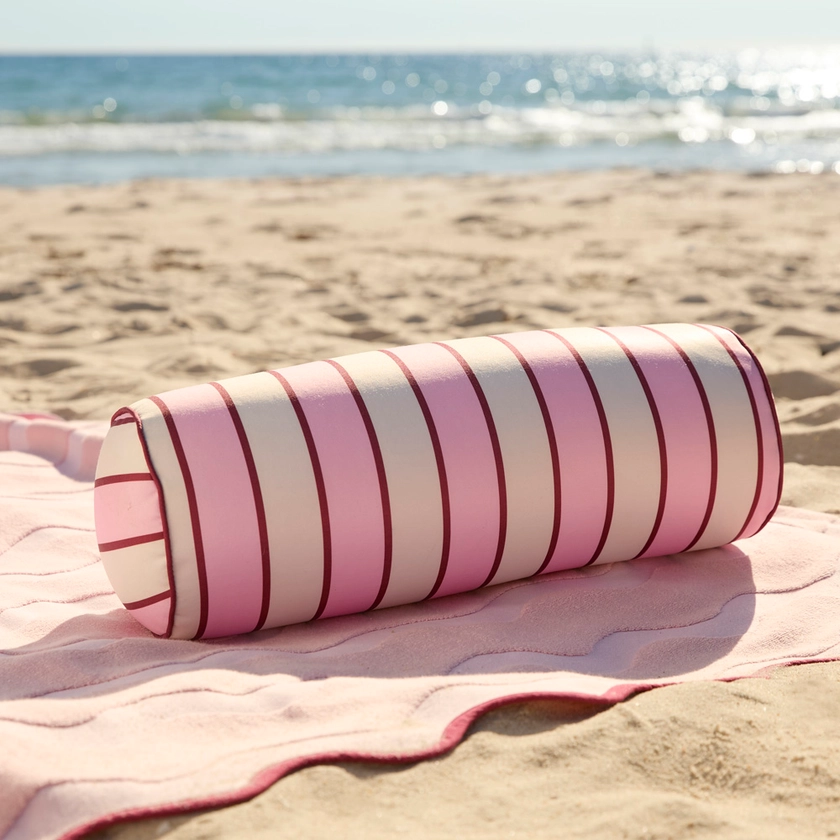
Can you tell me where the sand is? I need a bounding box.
[1,168,839,838]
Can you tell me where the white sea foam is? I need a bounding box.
[2,100,840,157]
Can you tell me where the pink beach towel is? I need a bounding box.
[93,324,782,639]
[2,411,840,840]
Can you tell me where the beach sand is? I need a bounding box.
[2,169,839,838]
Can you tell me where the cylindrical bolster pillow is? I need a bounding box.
[94,323,782,639]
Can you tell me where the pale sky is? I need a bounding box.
[2,0,839,53]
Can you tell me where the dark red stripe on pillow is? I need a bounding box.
[110,411,137,426]
[434,342,507,588]
[210,381,272,633]
[121,407,178,638]
[598,328,668,560]
[325,359,394,612]
[149,395,210,639]
[543,330,614,566]
[94,473,153,488]
[696,324,765,541]
[123,589,172,610]
[641,326,718,552]
[490,334,562,575]
[726,327,785,532]
[98,531,165,552]
[267,370,332,621]
[380,349,452,601]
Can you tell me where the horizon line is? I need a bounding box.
[2,39,840,56]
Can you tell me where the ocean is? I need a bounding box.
[1,50,839,185]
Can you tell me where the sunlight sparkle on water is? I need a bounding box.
[774,159,827,174]
[730,127,756,145]
[679,127,710,143]
[5,49,840,182]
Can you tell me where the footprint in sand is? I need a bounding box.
[28,233,63,242]
[454,306,510,328]
[677,223,710,236]
[699,309,759,334]
[47,247,85,260]
[565,194,612,207]
[576,240,627,260]
[0,358,80,377]
[0,280,42,302]
[455,214,496,225]
[767,370,840,400]
[750,288,806,309]
[152,248,204,271]
[454,215,537,240]
[112,301,170,313]
[775,325,823,338]
[793,403,840,426]
[101,233,140,242]
[252,222,338,241]
[148,349,239,379]
[541,302,577,314]
[156,247,201,256]
[348,326,392,342]
[486,194,541,205]
[328,305,369,324]
[779,375,840,467]
[285,224,336,241]
[38,323,79,336]
[0,317,27,331]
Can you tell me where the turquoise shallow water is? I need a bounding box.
[1,51,839,184]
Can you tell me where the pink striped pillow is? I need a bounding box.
[94,324,782,639]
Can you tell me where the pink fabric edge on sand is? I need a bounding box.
[55,684,641,840]
[55,658,834,840]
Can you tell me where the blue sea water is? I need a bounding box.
[1,50,840,185]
